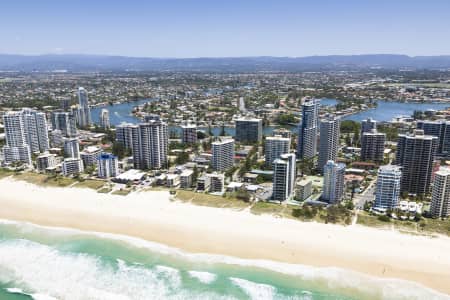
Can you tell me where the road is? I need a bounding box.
[353,179,377,210]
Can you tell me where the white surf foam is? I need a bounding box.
[188,271,217,284]
[6,287,26,294]
[5,287,58,300]
[0,238,234,300]
[230,277,275,300]
[1,219,449,300]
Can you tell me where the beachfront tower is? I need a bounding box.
[22,108,50,154]
[2,111,32,166]
[374,165,402,210]
[212,138,234,172]
[318,116,340,173]
[416,120,450,157]
[97,153,120,178]
[116,123,139,153]
[430,167,450,218]
[133,119,168,170]
[395,130,438,195]
[265,136,290,168]
[322,160,345,204]
[272,153,296,201]
[64,138,81,159]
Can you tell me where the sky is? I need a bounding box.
[0,0,449,58]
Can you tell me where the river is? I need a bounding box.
[91,98,449,136]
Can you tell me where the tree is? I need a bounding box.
[340,120,360,134]
[192,166,199,184]
[276,113,297,125]
[175,151,189,165]
[378,215,391,222]
[112,142,126,159]
[235,189,251,202]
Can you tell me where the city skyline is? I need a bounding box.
[1,0,450,57]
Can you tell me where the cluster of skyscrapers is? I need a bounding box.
[4,88,450,219]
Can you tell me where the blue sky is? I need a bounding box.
[1,0,449,57]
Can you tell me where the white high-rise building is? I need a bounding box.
[80,146,102,167]
[22,108,50,153]
[100,109,110,129]
[36,153,57,172]
[134,120,168,170]
[181,124,197,144]
[322,160,345,204]
[208,173,225,193]
[430,167,450,218]
[361,118,377,135]
[50,130,64,148]
[77,87,92,127]
[2,111,31,166]
[63,138,80,159]
[272,153,296,201]
[374,165,402,210]
[97,153,119,178]
[115,123,139,153]
[297,99,320,160]
[2,109,49,166]
[62,157,84,176]
[318,116,340,172]
[265,136,290,168]
[51,111,77,137]
[212,138,234,172]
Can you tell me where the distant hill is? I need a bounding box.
[0,54,450,72]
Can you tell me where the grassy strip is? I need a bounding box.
[357,211,450,236]
[0,168,14,179]
[112,189,131,196]
[13,172,75,187]
[175,190,249,209]
[74,179,105,190]
[97,187,112,194]
[250,201,286,216]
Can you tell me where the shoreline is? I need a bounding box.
[0,178,449,296]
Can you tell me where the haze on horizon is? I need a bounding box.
[1,0,450,58]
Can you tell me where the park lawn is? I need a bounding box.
[175,190,249,209]
[74,179,106,190]
[112,189,131,196]
[416,217,450,236]
[0,168,14,179]
[13,172,75,187]
[250,201,286,216]
[356,212,392,229]
[356,211,450,236]
[97,187,113,194]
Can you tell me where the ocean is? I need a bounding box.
[0,220,447,300]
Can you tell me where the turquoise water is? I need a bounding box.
[0,221,447,300]
[91,98,157,125]
[342,100,449,122]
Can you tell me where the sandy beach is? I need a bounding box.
[0,177,449,296]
